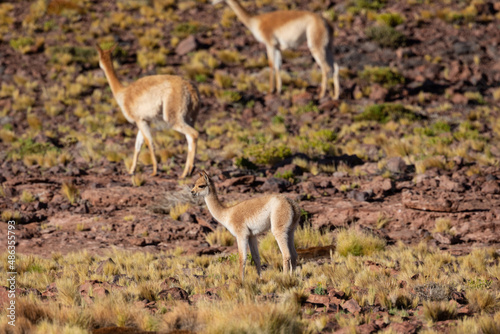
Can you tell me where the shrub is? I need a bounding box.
[423,301,457,322]
[355,103,420,124]
[359,66,405,88]
[366,25,407,48]
[243,143,292,165]
[336,228,386,256]
[376,12,405,27]
[206,227,235,247]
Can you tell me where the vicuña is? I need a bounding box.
[96,43,200,178]
[212,0,340,99]
[191,171,301,280]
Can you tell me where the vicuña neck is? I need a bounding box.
[204,184,229,226]
[101,60,123,96]
[226,0,253,29]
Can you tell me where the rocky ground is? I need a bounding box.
[0,0,499,332]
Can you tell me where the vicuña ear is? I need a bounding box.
[201,170,210,182]
[109,43,118,53]
[95,43,103,53]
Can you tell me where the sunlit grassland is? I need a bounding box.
[1,227,499,333]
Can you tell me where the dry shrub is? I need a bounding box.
[423,301,457,322]
[467,289,499,313]
[206,227,235,246]
[149,186,199,215]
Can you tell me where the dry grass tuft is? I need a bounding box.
[423,301,457,322]
[61,182,79,205]
[206,227,235,247]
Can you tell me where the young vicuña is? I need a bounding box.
[212,0,340,99]
[96,43,200,178]
[191,171,301,280]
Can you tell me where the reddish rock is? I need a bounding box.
[390,321,421,334]
[342,299,361,314]
[0,286,10,306]
[305,294,330,306]
[175,35,198,55]
[356,322,380,334]
[369,84,388,101]
[386,157,407,173]
[433,232,460,245]
[481,180,500,194]
[439,175,465,192]
[219,175,256,188]
[157,287,190,302]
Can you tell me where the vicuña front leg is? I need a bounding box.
[237,237,249,281]
[136,120,157,176]
[266,45,276,94]
[129,130,144,175]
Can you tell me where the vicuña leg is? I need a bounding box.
[129,130,144,175]
[333,62,340,100]
[173,122,199,178]
[287,228,297,272]
[136,120,157,176]
[248,236,262,278]
[266,45,277,94]
[273,48,282,94]
[237,237,249,281]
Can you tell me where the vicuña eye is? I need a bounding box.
[199,185,206,188]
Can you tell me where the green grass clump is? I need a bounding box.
[234,157,258,170]
[243,143,292,165]
[355,103,420,124]
[336,228,386,256]
[8,139,58,161]
[359,66,405,88]
[172,22,200,38]
[9,36,34,53]
[376,12,405,27]
[351,0,386,10]
[366,25,407,48]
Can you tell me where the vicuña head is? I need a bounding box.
[191,170,301,281]
[211,0,340,100]
[95,43,200,178]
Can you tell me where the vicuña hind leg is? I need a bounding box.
[248,236,262,278]
[273,228,292,274]
[136,120,157,176]
[173,123,199,178]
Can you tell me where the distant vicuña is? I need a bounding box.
[96,44,200,178]
[213,0,340,99]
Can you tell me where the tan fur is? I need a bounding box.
[96,44,200,178]
[213,0,340,99]
[191,171,301,281]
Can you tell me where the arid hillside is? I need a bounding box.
[0,0,499,333]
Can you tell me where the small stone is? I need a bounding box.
[342,299,361,314]
[260,177,291,193]
[158,287,190,302]
[175,35,198,55]
[386,157,407,173]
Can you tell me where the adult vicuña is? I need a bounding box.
[96,43,200,178]
[212,0,340,99]
[191,171,301,280]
